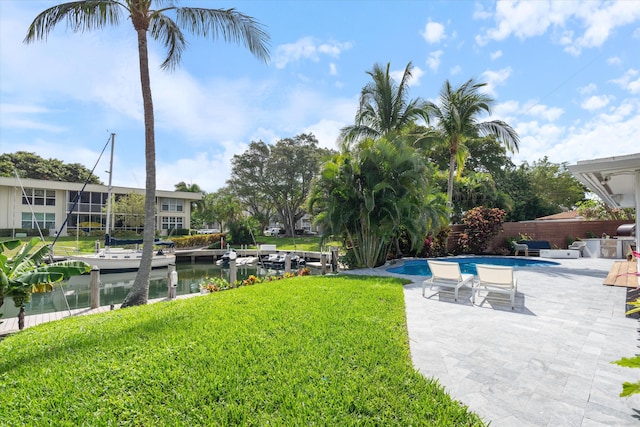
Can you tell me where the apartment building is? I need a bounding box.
[0,176,202,237]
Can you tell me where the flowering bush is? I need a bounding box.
[199,276,230,292]
[199,271,308,293]
[297,267,311,276]
[242,275,261,286]
[456,206,506,254]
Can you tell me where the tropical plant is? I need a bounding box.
[309,137,448,268]
[25,0,270,307]
[174,181,205,226]
[456,206,506,254]
[0,238,90,330]
[422,78,520,211]
[339,62,430,148]
[612,298,640,397]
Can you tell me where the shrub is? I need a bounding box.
[457,206,506,254]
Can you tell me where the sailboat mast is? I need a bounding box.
[105,133,115,238]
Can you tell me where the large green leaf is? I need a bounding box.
[613,356,640,369]
[620,381,640,397]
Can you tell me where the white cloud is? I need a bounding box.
[609,69,640,93]
[490,50,502,60]
[581,95,613,111]
[480,67,512,96]
[475,0,640,55]
[273,37,352,69]
[450,65,462,76]
[426,50,443,72]
[390,65,424,87]
[329,63,338,76]
[578,83,597,95]
[607,56,622,66]
[421,21,446,44]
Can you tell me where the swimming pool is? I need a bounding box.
[386,256,559,276]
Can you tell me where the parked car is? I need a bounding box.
[197,229,220,234]
[264,227,283,236]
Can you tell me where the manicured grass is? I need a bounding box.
[0,276,484,426]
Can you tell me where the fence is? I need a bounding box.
[448,219,633,253]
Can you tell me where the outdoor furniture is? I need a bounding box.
[568,241,587,256]
[423,260,474,302]
[513,243,529,256]
[514,240,551,257]
[473,264,518,310]
[540,249,580,259]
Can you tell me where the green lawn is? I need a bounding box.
[0,275,484,426]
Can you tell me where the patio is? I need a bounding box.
[351,257,639,426]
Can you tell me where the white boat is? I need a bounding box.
[68,248,176,273]
[65,134,176,273]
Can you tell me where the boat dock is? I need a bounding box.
[175,248,331,266]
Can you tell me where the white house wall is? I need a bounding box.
[0,176,201,237]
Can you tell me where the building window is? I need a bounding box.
[161,198,183,212]
[21,212,55,229]
[161,216,183,230]
[22,188,55,206]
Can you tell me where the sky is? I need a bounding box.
[1,0,639,193]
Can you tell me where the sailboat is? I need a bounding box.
[67,134,176,272]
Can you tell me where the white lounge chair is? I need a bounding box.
[423,260,474,302]
[472,264,518,310]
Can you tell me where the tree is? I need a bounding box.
[25,1,269,307]
[228,134,330,237]
[339,62,430,148]
[309,137,448,268]
[527,157,586,211]
[204,187,242,232]
[0,151,101,183]
[0,238,90,330]
[423,79,520,211]
[174,181,204,228]
[111,193,146,231]
[227,141,275,233]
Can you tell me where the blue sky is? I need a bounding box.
[1,0,639,193]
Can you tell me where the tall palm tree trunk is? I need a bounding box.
[447,154,456,212]
[122,27,155,307]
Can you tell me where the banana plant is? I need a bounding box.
[0,238,91,330]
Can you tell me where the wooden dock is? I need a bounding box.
[603,261,639,288]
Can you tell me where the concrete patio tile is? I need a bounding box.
[378,257,640,426]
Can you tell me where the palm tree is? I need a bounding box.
[423,78,520,211]
[1,239,90,330]
[339,62,430,149]
[24,1,270,307]
[309,137,448,268]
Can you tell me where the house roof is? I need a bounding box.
[536,211,583,221]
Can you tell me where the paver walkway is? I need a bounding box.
[348,257,640,426]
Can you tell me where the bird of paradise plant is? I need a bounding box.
[0,238,90,330]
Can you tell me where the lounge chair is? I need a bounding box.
[568,241,587,256]
[423,260,474,302]
[472,264,518,310]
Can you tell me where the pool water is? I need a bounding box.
[386,256,560,276]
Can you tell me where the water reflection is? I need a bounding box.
[0,263,301,319]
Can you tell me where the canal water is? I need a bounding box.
[0,262,307,319]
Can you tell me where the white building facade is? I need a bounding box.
[0,176,202,237]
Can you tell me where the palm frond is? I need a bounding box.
[24,0,122,43]
[175,7,270,62]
